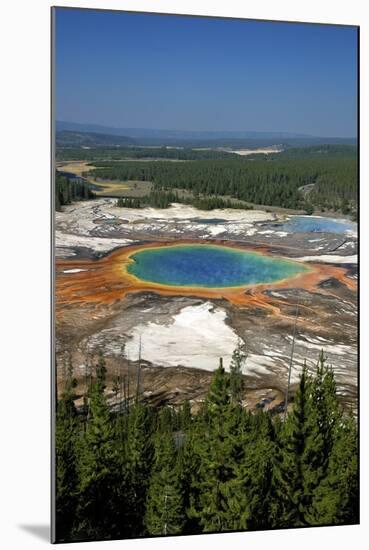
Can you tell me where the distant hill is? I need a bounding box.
[56,130,136,147]
[56,120,311,140]
[56,122,357,149]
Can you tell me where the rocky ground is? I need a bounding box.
[55,199,358,412]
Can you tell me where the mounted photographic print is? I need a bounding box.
[51,6,359,543]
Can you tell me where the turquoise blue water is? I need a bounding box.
[280,216,356,234]
[127,244,308,288]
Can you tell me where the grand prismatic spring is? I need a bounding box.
[125,244,309,288]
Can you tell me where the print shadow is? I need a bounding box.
[19,524,50,542]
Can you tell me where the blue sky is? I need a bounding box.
[55,8,358,137]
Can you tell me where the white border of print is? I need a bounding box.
[1,1,367,549]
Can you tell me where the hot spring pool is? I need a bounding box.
[126,244,308,288]
[279,216,357,235]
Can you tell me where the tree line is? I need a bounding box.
[116,190,179,209]
[55,171,94,211]
[55,347,358,542]
[84,155,357,214]
[116,190,254,210]
[270,144,357,159]
[56,146,238,162]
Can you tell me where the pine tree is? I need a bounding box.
[229,341,246,406]
[125,401,154,536]
[206,358,231,415]
[225,411,276,531]
[309,352,358,525]
[189,360,236,532]
[145,412,185,535]
[176,427,202,535]
[303,352,341,523]
[74,355,127,540]
[55,360,79,541]
[312,352,340,454]
[270,365,317,527]
[309,412,358,525]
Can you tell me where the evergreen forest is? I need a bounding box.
[55,348,358,542]
[84,152,357,214]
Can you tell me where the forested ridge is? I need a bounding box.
[55,348,358,542]
[84,153,357,214]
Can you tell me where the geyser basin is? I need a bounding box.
[126,244,308,288]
